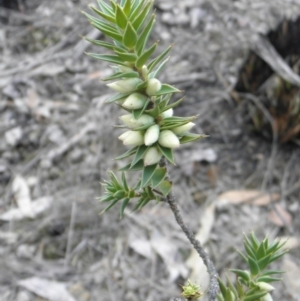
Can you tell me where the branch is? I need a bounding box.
[161,159,219,301]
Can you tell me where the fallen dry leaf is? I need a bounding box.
[18,277,76,301]
[186,204,216,291]
[12,175,34,218]
[282,256,300,300]
[217,190,280,206]
[268,204,293,227]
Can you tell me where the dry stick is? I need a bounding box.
[161,159,219,301]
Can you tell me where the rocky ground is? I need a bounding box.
[0,0,300,301]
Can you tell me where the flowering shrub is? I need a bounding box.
[83,1,288,300]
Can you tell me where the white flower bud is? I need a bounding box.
[172,122,195,135]
[158,130,180,148]
[107,78,142,93]
[144,147,162,166]
[256,282,275,292]
[122,93,148,110]
[144,124,160,146]
[261,293,273,301]
[118,65,133,73]
[120,114,155,128]
[142,65,149,81]
[161,108,173,118]
[118,130,144,146]
[146,78,162,96]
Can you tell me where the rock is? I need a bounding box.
[16,291,33,301]
[69,148,84,164]
[16,244,36,259]
[5,127,23,147]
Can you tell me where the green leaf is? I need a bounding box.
[149,57,169,78]
[261,270,285,276]
[120,197,130,218]
[243,292,267,301]
[141,164,157,187]
[114,147,138,160]
[123,22,137,49]
[257,253,272,271]
[121,172,129,191]
[148,45,173,72]
[154,84,181,96]
[100,198,119,214]
[157,180,172,196]
[89,5,115,23]
[132,99,150,120]
[83,11,116,31]
[236,249,248,263]
[151,168,167,187]
[180,133,207,144]
[132,0,154,31]
[120,159,144,171]
[244,240,257,259]
[136,81,148,90]
[248,256,260,276]
[226,275,238,299]
[135,42,157,69]
[109,172,122,190]
[97,0,114,16]
[115,51,138,62]
[84,38,115,50]
[103,71,139,81]
[129,0,144,20]
[269,250,289,263]
[99,194,115,203]
[86,53,127,65]
[256,242,266,260]
[131,145,149,168]
[157,145,175,164]
[113,190,127,199]
[249,232,260,251]
[135,14,155,54]
[161,96,184,112]
[105,92,130,103]
[115,5,128,29]
[256,276,282,283]
[217,295,224,301]
[123,0,131,15]
[225,288,234,301]
[218,278,227,297]
[230,269,250,282]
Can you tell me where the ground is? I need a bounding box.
[0,0,299,301]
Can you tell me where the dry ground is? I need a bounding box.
[0,0,300,301]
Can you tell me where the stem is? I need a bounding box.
[161,159,219,300]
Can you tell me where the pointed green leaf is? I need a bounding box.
[100,198,119,214]
[256,276,282,283]
[236,249,248,263]
[90,5,115,23]
[120,197,130,218]
[226,275,238,299]
[135,14,155,54]
[135,42,157,69]
[132,99,150,120]
[248,256,260,276]
[157,180,172,196]
[113,190,127,199]
[115,5,128,29]
[99,194,115,203]
[257,253,272,270]
[123,22,137,49]
[218,278,227,297]
[131,145,149,168]
[103,71,139,81]
[84,38,114,50]
[90,22,123,42]
[225,288,234,301]
[97,0,114,16]
[129,0,144,20]
[109,172,122,190]
[120,159,144,171]
[109,0,117,12]
[269,250,289,263]
[157,145,175,164]
[261,270,285,276]
[132,0,153,31]
[120,0,126,7]
[136,81,148,90]
[154,84,181,96]
[141,164,157,187]
[151,168,167,187]
[148,45,173,72]
[149,57,169,78]
[217,295,224,301]
[123,0,131,16]
[161,97,184,112]
[244,240,257,259]
[243,292,267,301]
[180,133,207,144]
[115,51,138,62]
[86,53,126,65]
[250,232,260,250]
[121,172,129,191]
[230,269,251,282]
[105,92,130,103]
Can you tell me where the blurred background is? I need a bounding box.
[0,0,299,300]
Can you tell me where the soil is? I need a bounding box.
[0,1,300,301]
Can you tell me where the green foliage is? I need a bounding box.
[217,232,288,301]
